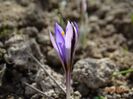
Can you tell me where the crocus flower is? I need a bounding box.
[50,21,79,99]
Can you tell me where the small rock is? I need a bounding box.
[37,33,50,46]
[89,23,100,33]
[98,5,111,18]
[89,15,99,23]
[25,83,37,95]
[20,27,38,37]
[0,1,26,29]
[16,0,33,7]
[47,49,61,68]
[35,64,65,98]
[73,58,117,89]
[109,49,133,69]
[76,84,89,96]
[0,42,4,47]
[105,16,114,23]
[72,91,81,99]
[105,24,116,34]
[5,34,45,69]
[23,4,47,29]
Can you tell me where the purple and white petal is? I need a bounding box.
[65,21,73,67]
[55,23,65,44]
[73,22,79,37]
[50,32,65,66]
[55,23,64,34]
[50,21,79,72]
[57,42,65,61]
[71,22,78,45]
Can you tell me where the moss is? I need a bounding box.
[0,27,19,39]
[94,96,107,99]
[0,27,11,39]
[131,14,133,24]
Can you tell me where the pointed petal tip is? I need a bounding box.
[67,21,71,25]
[49,32,55,44]
[55,22,64,32]
[66,21,73,31]
[55,22,59,26]
[73,22,79,36]
[55,22,58,29]
[49,32,53,37]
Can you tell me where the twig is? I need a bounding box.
[28,53,66,94]
[0,64,6,86]
[23,82,54,99]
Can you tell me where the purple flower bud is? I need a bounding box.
[50,21,79,99]
[50,21,79,72]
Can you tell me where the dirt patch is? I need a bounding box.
[0,0,133,99]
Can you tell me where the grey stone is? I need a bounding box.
[0,42,4,47]
[25,83,37,95]
[0,1,26,29]
[23,4,47,28]
[76,84,89,96]
[89,15,99,23]
[72,91,81,99]
[37,33,50,46]
[20,27,38,37]
[105,24,116,33]
[35,64,65,98]
[47,49,61,68]
[16,0,34,7]
[0,1,48,30]
[73,58,117,89]
[4,34,45,69]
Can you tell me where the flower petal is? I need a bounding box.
[57,42,66,66]
[72,22,78,45]
[65,21,73,67]
[73,22,79,37]
[50,32,65,66]
[55,23,65,44]
[57,42,65,61]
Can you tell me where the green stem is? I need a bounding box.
[119,69,133,74]
[113,68,133,76]
[66,71,71,99]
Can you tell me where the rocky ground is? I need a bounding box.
[0,0,133,99]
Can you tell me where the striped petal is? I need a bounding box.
[72,22,79,45]
[73,22,79,38]
[50,32,65,66]
[57,42,66,69]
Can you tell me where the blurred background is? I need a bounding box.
[0,0,133,99]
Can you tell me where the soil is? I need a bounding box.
[0,0,133,99]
